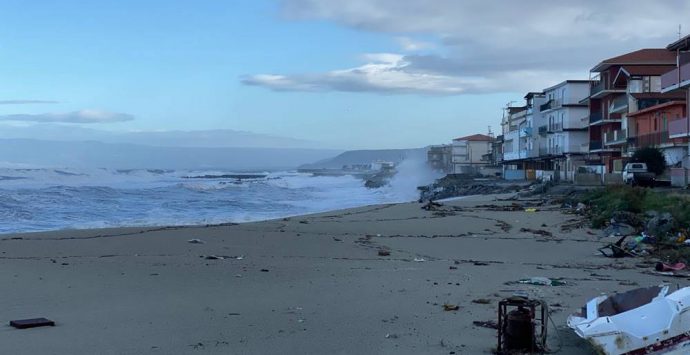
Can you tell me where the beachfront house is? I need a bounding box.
[583,48,677,174]
[538,80,591,181]
[451,134,495,175]
[626,100,687,166]
[427,144,453,173]
[660,34,690,186]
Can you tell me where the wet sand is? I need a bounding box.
[0,193,675,354]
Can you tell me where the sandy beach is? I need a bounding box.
[0,193,674,354]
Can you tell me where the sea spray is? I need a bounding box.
[385,158,444,202]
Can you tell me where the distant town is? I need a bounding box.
[427,34,690,187]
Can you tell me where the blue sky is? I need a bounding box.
[1,0,686,149]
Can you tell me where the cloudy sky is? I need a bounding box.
[1,0,688,149]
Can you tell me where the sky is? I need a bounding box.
[1,0,689,149]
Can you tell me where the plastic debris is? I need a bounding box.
[378,250,390,256]
[517,277,566,286]
[413,257,425,262]
[10,318,55,329]
[187,239,204,244]
[443,304,460,311]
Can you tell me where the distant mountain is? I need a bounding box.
[0,139,341,171]
[299,148,428,169]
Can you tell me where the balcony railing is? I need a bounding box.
[590,80,605,96]
[628,131,670,149]
[589,112,603,124]
[540,100,552,112]
[669,117,689,138]
[547,146,563,155]
[609,94,628,113]
[604,129,627,145]
[548,122,562,132]
[661,62,690,92]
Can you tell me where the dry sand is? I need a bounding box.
[0,193,677,354]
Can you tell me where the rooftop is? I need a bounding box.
[630,91,687,100]
[667,34,690,51]
[453,134,495,142]
[542,79,590,92]
[591,49,676,72]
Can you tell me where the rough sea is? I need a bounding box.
[0,162,438,234]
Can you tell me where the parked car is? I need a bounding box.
[622,162,655,186]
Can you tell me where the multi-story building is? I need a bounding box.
[426,144,453,173]
[661,34,690,186]
[538,80,591,180]
[584,48,677,173]
[626,100,687,163]
[451,134,495,174]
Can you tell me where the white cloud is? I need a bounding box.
[0,109,135,124]
[250,0,690,95]
[395,37,435,51]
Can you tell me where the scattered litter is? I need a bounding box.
[378,250,390,256]
[421,200,443,211]
[519,228,553,237]
[473,261,489,266]
[204,255,223,260]
[655,262,686,272]
[472,298,492,304]
[443,304,460,311]
[524,208,538,212]
[568,285,690,354]
[413,257,425,262]
[187,239,204,244]
[472,320,498,329]
[385,333,399,339]
[516,277,566,286]
[235,256,244,260]
[10,318,55,329]
[449,266,458,270]
[260,269,269,272]
[333,237,342,242]
[299,220,309,224]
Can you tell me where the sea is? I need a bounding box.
[0,161,439,235]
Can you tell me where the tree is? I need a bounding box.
[631,147,667,176]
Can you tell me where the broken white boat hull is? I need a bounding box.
[567,285,690,354]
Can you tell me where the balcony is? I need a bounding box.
[590,79,625,99]
[628,131,671,149]
[661,62,690,92]
[589,112,603,124]
[604,129,627,146]
[609,94,628,114]
[589,111,621,126]
[669,117,690,138]
[538,125,548,136]
[548,122,562,132]
[549,146,564,155]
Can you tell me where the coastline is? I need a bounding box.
[0,193,668,354]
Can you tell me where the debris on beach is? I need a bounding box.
[442,304,460,311]
[471,298,492,304]
[421,200,443,211]
[413,257,425,262]
[514,277,566,286]
[472,320,498,329]
[187,238,204,244]
[260,269,269,272]
[655,262,686,272]
[519,228,553,237]
[568,285,690,354]
[377,250,390,256]
[10,317,55,329]
[204,255,223,260]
